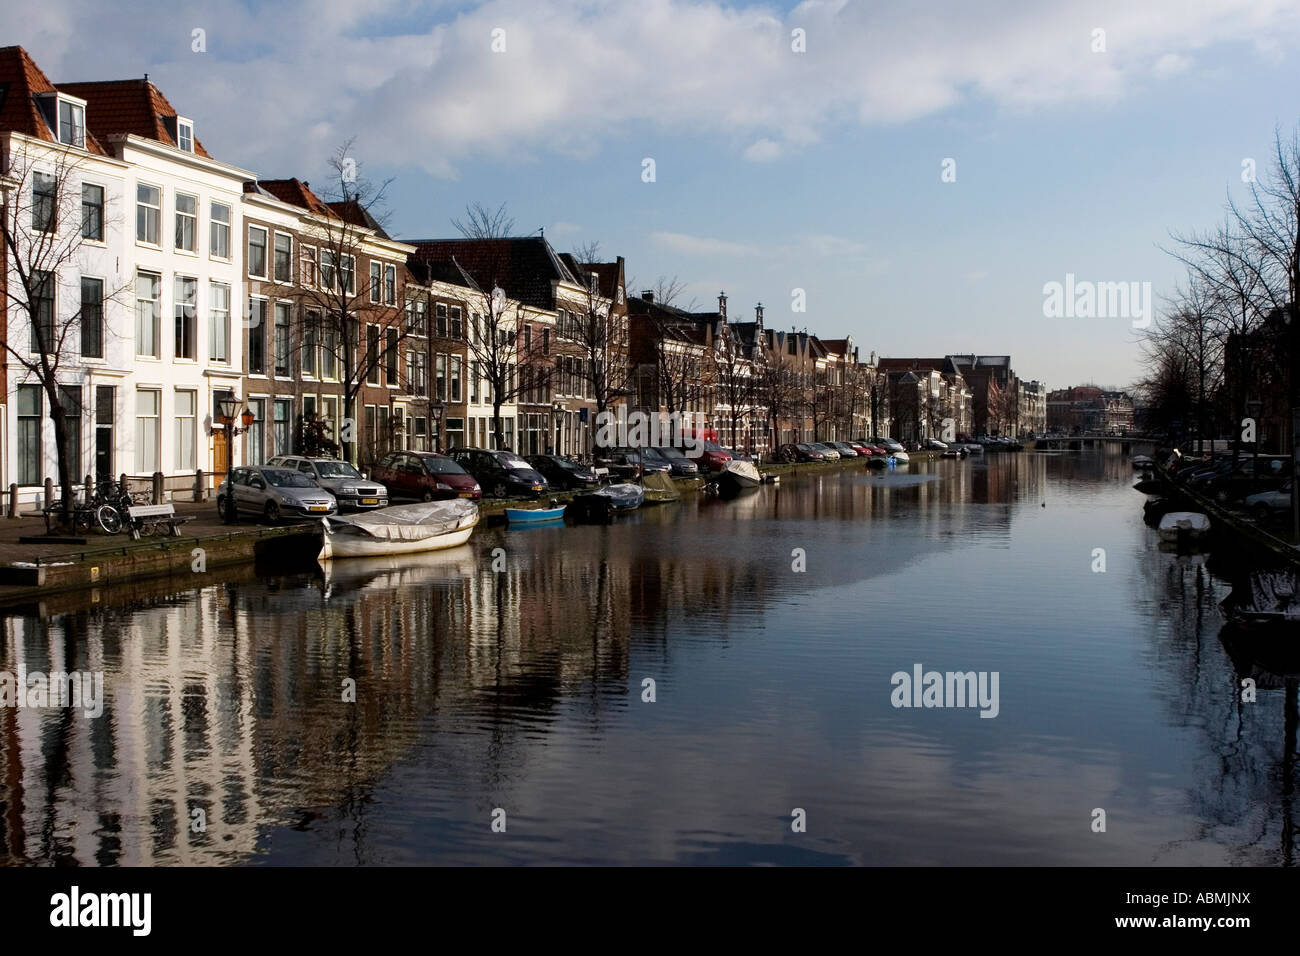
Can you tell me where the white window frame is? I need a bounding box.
[273,231,293,284]
[176,116,194,153]
[175,191,198,254]
[209,201,231,260]
[136,182,161,246]
[247,225,269,279]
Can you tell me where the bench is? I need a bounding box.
[127,503,194,540]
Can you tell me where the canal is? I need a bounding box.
[1,449,1294,865]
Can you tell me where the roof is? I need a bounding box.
[0,46,107,154]
[57,77,212,157]
[879,357,962,375]
[257,178,331,216]
[406,237,581,309]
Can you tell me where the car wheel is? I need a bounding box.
[493,481,509,499]
[264,500,281,524]
[1254,505,1273,523]
[421,488,435,502]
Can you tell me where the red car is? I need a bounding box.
[850,442,876,457]
[372,451,482,501]
[694,440,733,473]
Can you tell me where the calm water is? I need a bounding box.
[2,450,1295,866]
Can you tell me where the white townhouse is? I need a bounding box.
[0,48,132,505]
[57,77,252,497]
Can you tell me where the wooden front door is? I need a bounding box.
[213,430,228,487]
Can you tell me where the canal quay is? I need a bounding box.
[0,448,1292,866]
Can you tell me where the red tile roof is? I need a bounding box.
[0,46,107,153]
[56,77,212,158]
[257,178,331,216]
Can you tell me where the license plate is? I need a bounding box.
[532,485,543,491]
[309,505,330,512]
[459,492,476,498]
[361,498,378,505]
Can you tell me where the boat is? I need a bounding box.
[714,459,761,493]
[318,499,479,560]
[641,471,681,504]
[889,451,910,464]
[506,504,567,524]
[1132,455,1154,469]
[567,483,645,522]
[1220,570,1300,628]
[1157,511,1210,542]
[1132,477,1162,495]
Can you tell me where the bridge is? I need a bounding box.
[1033,435,1157,451]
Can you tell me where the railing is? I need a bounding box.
[5,468,222,518]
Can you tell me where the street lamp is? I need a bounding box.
[430,399,445,452]
[217,397,256,524]
[551,401,564,456]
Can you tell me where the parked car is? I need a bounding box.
[922,438,948,450]
[1246,482,1293,522]
[809,442,841,461]
[825,441,859,458]
[448,448,548,498]
[652,446,701,476]
[634,446,678,475]
[723,447,756,463]
[872,437,905,454]
[778,443,818,462]
[849,442,876,457]
[526,454,601,490]
[217,466,337,523]
[694,440,733,473]
[267,455,389,511]
[371,451,482,501]
[1196,456,1292,501]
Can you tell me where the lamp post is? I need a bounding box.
[430,399,445,452]
[551,401,564,457]
[217,397,255,524]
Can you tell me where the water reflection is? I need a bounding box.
[1,448,1296,865]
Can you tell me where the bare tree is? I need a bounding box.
[568,249,630,420]
[710,322,756,451]
[757,340,805,453]
[293,141,415,464]
[451,201,515,240]
[1,142,127,527]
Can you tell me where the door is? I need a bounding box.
[94,385,115,482]
[213,431,228,488]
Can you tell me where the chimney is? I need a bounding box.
[641,290,654,303]
[718,291,727,318]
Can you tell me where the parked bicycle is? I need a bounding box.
[44,477,151,536]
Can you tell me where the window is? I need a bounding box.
[33,172,56,233]
[135,389,160,473]
[30,270,54,353]
[300,245,317,288]
[322,327,338,380]
[136,183,161,244]
[81,183,104,240]
[135,270,161,357]
[302,311,319,377]
[247,398,265,465]
[248,299,267,374]
[366,325,380,384]
[384,264,396,305]
[407,349,427,396]
[542,328,550,354]
[436,353,447,401]
[175,193,197,251]
[210,202,230,258]
[385,327,398,384]
[320,250,336,290]
[370,261,381,303]
[58,98,85,147]
[174,276,197,359]
[176,119,193,153]
[62,389,84,477]
[406,298,427,335]
[81,276,103,357]
[273,399,292,456]
[523,324,531,351]
[340,255,356,294]
[450,356,462,403]
[273,233,292,283]
[471,360,480,404]
[274,303,291,376]
[247,226,267,277]
[175,390,196,471]
[18,386,42,485]
[436,303,447,337]
[95,386,115,482]
[210,282,231,362]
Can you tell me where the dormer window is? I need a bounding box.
[36,93,87,149]
[176,118,193,152]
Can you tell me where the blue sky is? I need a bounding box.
[9,0,1300,388]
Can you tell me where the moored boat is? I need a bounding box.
[641,471,681,504]
[506,505,567,524]
[568,482,645,522]
[1157,511,1210,542]
[1220,570,1300,628]
[714,459,761,493]
[319,500,479,560]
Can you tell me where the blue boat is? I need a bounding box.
[505,505,567,524]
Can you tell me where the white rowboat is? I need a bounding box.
[319,500,479,560]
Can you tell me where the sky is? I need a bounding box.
[7,0,1300,389]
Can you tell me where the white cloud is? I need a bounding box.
[3,0,1297,178]
[651,231,761,256]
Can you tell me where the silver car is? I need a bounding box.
[217,466,337,523]
[267,455,389,511]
